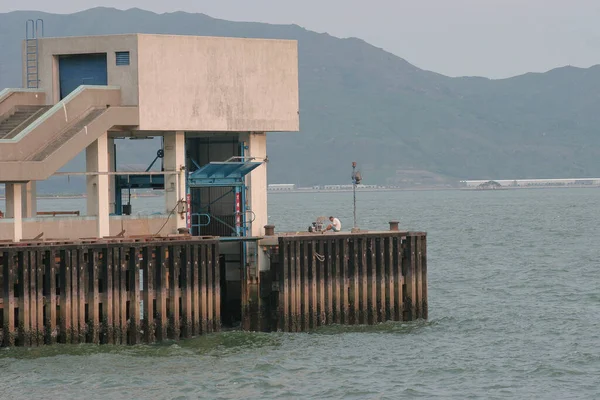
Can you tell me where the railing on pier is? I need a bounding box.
[0,238,220,347]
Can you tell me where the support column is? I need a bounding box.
[246,132,268,237]
[22,181,37,218]
[86,133,110,237]
[6,183,23,241]
[163,131,186,231]
[108,138,116,214]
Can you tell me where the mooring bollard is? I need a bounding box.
[264,225,275,236]
[389,221,399,231]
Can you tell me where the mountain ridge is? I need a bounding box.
[1,7,599,192]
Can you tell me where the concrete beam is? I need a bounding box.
[86,133,110,237]
[163,131,186,231]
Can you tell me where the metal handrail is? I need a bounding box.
[190,213,211,228]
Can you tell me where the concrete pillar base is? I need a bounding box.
[6,183,23,241]
[86,133,110,237]
[164,131,187,232]
[22,181,37,218]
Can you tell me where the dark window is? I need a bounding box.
[115,51,130,66]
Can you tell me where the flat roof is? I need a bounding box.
[37,33,297,44]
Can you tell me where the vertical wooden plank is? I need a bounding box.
[36,249,45,346]
[302,241,309,331]
[326,240,333,325]
[59,249,72,344]
[199,244,208,334]
[129,247,141,344]
[393,237,403,321]
[191,244,200,336]
[342,238,350,325]
[352,239,359,324]
[278,240,287,332]
[405,236,417,321]
[360,238,368,325]
[169,245,181,340]
[18,250,31,346]
[77,248,87,343]
[142,246,155,343]
[2,250,15,346]
[182,244,193,338]
[415,236,424,320]
[369,238,377,324]
[334,239,342,324]
[156,246,168,341]
[212,243,220,332]
[206,243,214,333]
[289,241,294,333]
[288,241,296,332]
[88,248,100,344]
[70,249,79,344]
[240,243,249,331]
[102,247,114,344]
[310,240,317,329]
[29,250,39,346]
[45,249,58,344]
[294,240,302,332]
[386,237,395,322]
[118,247,128,345]
[421,235,428,320]
[378,238,386,323]
[111,246,121,344]
[318,240,326,326]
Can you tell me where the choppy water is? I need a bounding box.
[1,189,599,399]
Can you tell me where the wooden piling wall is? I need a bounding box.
[272,232,427,332]
[0,238,220,347]
[0,231,428,345]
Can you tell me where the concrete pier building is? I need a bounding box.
[0,30,299,242]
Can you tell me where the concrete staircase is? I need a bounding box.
[0,85,139,182]
[0,105,51,139]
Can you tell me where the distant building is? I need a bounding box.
[461,178,600,187]
[268,184,296,191]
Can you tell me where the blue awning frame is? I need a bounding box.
[187,157,263,188]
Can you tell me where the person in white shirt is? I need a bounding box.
[325,216,341,232]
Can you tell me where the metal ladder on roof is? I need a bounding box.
[25,19,44,89]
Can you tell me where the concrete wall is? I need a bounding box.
[24,35,139,105]
[0,215,175,241]
[21,34,299,133]
[137,34,299,132]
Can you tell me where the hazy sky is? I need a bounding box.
[2,0,600,78]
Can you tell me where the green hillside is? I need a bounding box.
[1,7,599,191]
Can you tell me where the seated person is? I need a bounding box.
[325,216,341,232]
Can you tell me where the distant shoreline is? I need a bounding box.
[0,185,598,200]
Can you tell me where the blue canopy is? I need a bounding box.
[187,161,262,187]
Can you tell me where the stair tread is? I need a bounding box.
[0,105,52,139]
[28,108,106,161]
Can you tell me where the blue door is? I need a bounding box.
[59,53,108,99]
